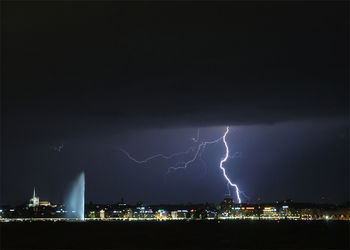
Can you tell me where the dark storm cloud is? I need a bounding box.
[1,1,349,205]
[2,1,348,144]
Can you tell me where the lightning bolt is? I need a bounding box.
[220,126,241,203]
[118,146,196,164]
[119,127,243,203]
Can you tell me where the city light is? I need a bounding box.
[1,177,348,222]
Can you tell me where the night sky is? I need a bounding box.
[2,1,349,205]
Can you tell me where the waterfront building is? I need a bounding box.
[100,210,105,219]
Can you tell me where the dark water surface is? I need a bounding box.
[1,220,349,249]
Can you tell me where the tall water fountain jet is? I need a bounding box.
[65,172,85,220]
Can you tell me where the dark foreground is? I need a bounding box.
[1,220,349,249]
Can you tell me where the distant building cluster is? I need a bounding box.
[0,190,349,222]
[28,188,52,208]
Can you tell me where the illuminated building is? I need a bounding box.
[28,187,52,208]
[170,210,189,219]
[126,208,133,218]
[89,211,96,218]
[220,198,234,213]
[262,207,278,218]
[156,209,167,219]
[39,201,51,206]
[100,210,105,219]
[171,211,178,219]
[176,210,188,219]
[300,208,312,220]
[280,205,291,218]
[28,187,40,207]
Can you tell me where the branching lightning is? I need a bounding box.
[119,127,243,203]
[118,146,196,164]
[166,136,223,174]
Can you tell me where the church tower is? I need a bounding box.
[29,187,39,207]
